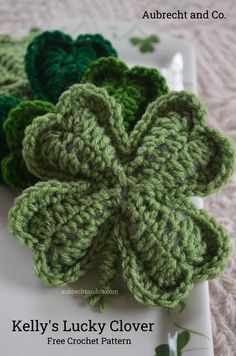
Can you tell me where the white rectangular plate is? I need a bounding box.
[0,20,214,356]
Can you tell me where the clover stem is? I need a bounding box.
[86,232,120,312]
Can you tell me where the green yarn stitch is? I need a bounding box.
[0,28,40,98]
[25,31,118,103]
[82,56,168,130]
[2,100,55,191]
[9,83,235,311]
[0,95,22,182]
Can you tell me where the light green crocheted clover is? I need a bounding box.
[82,57,168,130]
[0,28,40,98]
[9,83,234,311]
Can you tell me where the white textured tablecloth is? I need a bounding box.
[0,1,235,354]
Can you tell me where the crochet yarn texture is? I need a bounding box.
[25,31,117,103]
[2,100,55,191]
[82,57,169,130]
[0,95,21,182]
[9,84,235,311]
[0,28,39,99]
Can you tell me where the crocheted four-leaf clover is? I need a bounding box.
[0,28,40,99]
[2,100,55,191]
[82,57,168,130]
[9,83,234,311]
[25,31,117,103]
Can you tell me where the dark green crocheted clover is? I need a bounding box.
[0,28,40,99]
[9,84,234,311]
[25,31,117,103]
[0,95,22,182]
[82,57,168,130]
[2,100,55,191]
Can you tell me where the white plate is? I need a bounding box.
[0,21,214,356]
